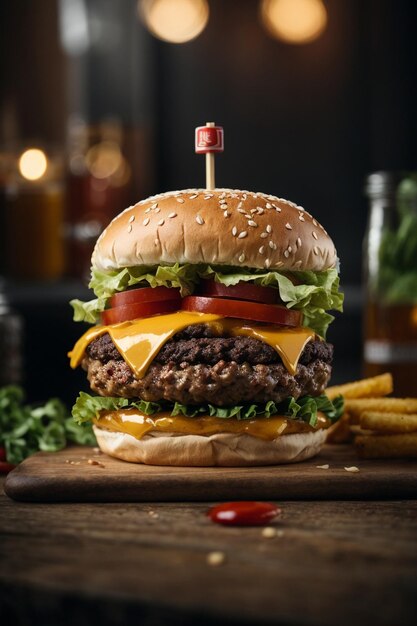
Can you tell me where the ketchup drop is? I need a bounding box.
[208,501,281,526]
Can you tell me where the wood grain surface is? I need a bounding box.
[4,444,417,502]
[1,476,417,626]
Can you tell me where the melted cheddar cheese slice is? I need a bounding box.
[94,409,330,441]
[69,311,315,378]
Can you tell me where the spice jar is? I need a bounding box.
[363,172,417,396]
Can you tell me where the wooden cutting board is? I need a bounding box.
[4,445,417,502]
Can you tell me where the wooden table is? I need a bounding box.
[1,477,417,626]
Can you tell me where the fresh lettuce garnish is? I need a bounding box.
[72,391,344,429]
[70,263,343,337]
[0,386,96,464]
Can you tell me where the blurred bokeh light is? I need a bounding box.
[18,148,48,181]
[139,0,209,43]
[260,0,327,44]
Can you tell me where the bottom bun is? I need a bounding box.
[93,426,327,467]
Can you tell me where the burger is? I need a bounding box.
[69,188,344,466]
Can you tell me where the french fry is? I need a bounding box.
[360,412,417,433]
[326,373,393,401]
[355,433,417,459]
[346,398,417,423]
[326,413,354,443]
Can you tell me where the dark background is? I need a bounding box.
[1,0,416,404]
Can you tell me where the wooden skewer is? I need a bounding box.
[205,122,215,189]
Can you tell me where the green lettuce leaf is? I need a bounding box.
[72,392,162,425]
[0,386,96,464]
[72,392,344,428]
[71,263,343,337]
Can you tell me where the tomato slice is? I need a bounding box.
[200,280,282,305]
[101,299,181,325]
[111,286,180,308]
[0,461,16,474]
[182,296,302,326]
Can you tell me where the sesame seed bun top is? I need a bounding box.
[91,188,338,273]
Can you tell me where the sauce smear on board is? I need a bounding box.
[208,501,281,526]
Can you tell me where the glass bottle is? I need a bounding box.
[363,172,417,396]
[0,281,23,386]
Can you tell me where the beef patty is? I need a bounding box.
[87,325,333,367]
[82,324,333,406]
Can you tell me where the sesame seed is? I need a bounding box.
[297,237,302,247]
[313,219,318,226]
[219,192,226,199]
[316,464,330,469]
[260,232,268,239]
[250,208,257,214]
[158,219,165,226]
[127,224,132,233]
[272,204,281,212]
[143,217,150,226]
[232,226,238,236]
[238,231,248,239]
[238,253,246,263]
[299,215,305,221]
[344,466,360,473]
[265,259,271,268]
[207,551,226,567]
[151,203,158,209]
[154,207,161,213]
[176,197,185,203]
[269,241,277,250]
[265,202,272,209]
[224,210,230,218]
[294,260,302,267]
[196,215,204,225]
[288,246,292,253]
[248,220,258,228]
[145,207,151,213]
[237,202,243,209]
[276,261,284,268]
[257,207,264,215]
[204,195,212,200]
[168,212,177,218]
[189,194,198,199]
[285,223,292,230]
[262,527,277,538]
[259,245,265,254]
[237,209,246,215]
[313,246,319,255]
[266,225,272,233]
[312,231,318,239]
[129,215,135,223]
[284,250,290,258]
